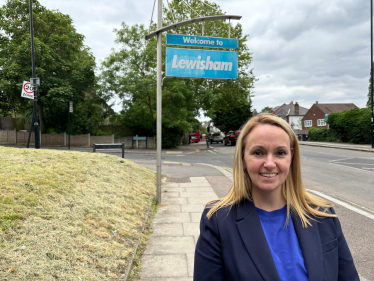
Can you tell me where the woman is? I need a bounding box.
[194,114,359,281]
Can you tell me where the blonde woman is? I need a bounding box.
[194,114,358,281]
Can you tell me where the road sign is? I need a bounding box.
[166,34,238,49]
[166,48,238,79]
[21,81,34,100]
[69,101,73,113]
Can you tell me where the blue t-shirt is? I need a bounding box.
[256,205,309,281]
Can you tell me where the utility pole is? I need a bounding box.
[29,0,40,149]
[156,0,162,203]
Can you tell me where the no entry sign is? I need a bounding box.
[21,81,34,100]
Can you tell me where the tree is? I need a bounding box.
[100,0,256,147]
[368,67,373,109]
[261,106,272,113]
[212,104,252,133]
[0,0,96,132]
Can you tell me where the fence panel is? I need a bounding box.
[70,134,90,147]
[0,129,16,144]
[115,137,133,148]
[17,131,35,145]
[41,133,66,146]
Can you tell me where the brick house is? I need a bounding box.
[301,101,358,130]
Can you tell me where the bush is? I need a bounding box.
[308,127,341,142]
[162,127,183,149]
[328,108,371,144]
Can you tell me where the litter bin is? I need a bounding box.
[302,134,309,141]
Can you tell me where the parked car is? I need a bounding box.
[210,132,223,144]
[224,130,241,146]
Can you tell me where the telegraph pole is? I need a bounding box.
[156,0,162,203]
[29,0,40,149]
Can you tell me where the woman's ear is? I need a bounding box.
[291,147,294,159]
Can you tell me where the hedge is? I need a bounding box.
[308,127,341,142]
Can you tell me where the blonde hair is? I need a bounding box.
[207,113,335,227]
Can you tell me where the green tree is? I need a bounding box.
[0,0,96,132]
[100,0,256,148]
[368,68,373,109]
[261,106,272,113]
[212,104,252,133]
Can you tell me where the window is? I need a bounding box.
[304,120,312,127]
[317,119,326,126]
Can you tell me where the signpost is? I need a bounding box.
[166,48,238,79]
[68,101,73,150]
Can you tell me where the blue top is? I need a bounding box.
[256,205,309,281]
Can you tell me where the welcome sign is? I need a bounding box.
[166,48,238,79]
[166,34,238,49]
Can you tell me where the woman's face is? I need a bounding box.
[243,124,293,196]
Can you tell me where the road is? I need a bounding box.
[120,143,374,280]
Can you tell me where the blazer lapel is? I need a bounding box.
[236,200,281,281]
[291,212,323,281]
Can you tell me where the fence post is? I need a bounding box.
[14,128,17,144]
[88,133,90,147]
[64,132,66,146]
[112,134,114,143]
[122,142,125,158]
[93,143,96,153]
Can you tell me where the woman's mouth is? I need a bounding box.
[260,173,277,178]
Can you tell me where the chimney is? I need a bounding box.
[316,101,318,104]
[295,102,299,115]
[253,109,258,116]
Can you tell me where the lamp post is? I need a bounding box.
[29,0,40,149]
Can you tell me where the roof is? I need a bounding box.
[315,103,358,113]
[272,102,309,117]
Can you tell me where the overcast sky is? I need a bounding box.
[1,0,371,117]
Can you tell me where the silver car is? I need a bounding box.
[210,132,224,144]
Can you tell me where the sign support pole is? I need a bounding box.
[29,0,40,149]
[68,101,71,150]
[156,0,162,203]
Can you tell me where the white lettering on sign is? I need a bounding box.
[182,36,216,46]
[171,55,233,71]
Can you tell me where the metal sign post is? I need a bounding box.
[371,0,374,148]
[156,0,162,203]
[68,101,73,149]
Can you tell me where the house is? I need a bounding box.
[263,101,309,133]
[301,101,358,130]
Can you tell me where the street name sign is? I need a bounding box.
[69,101,73,113]
[166,48,238,79]
[21,81,34,100]
[166,34,238,49]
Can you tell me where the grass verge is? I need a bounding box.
[0,147,156,280]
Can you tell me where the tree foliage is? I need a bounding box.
[100,0,256,148]
[212,104,252,133]
[0,0,97,132]
[261,106,272,113]
[327,108,371,144]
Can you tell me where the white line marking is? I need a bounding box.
[328,162,374,173]
[307,189,374,221]
[328,157,354,163]
[333,163,374,165]
[208,150,216,154]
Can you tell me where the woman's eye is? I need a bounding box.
[277,150,287,156]
[253,151,264,156]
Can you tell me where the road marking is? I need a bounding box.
[208,150,216,154]
[328,157,354,163]
[332,162,374,165]
[328,162,374,173]
[307,189,374,221]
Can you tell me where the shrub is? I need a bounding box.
[328,108,371,144]
[308,127,341,142]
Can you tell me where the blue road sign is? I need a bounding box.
[166,34,238,49]
[166,48,238,79]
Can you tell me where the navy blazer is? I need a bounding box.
[194,199,359,281]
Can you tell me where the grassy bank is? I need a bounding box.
[0,147,156,280]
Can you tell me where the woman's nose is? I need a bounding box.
[263,155,276,169]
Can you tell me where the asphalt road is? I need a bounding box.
[123,143,374,280]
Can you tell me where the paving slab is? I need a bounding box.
[181,204,205,213]
[144,236,195,255]
[151,223,184,236]
[162,187,186,192]
[190,212,203,223]
[179,182,212,188]
[157,204,181,214]
[162,197,188,205]
[152,212,191,223]
[183,222,200,236]
[186,253,195,277]
[163,192,180,198]
[140,254,188,278]
[188,196,217,204]
[180,191,217,198]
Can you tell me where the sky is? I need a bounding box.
[1,0,371,118]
